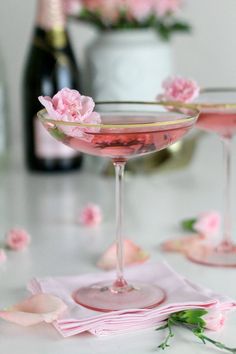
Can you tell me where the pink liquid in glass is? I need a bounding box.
[44,121,192,160]
[197,112,236,137]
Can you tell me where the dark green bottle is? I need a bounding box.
[22,0,83,172]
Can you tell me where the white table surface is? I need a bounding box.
[0,134,236,354]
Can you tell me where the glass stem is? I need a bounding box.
[112,160,128,291]
[221,136,232,249]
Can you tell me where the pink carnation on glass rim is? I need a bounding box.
[6,228,31,251]
[38,88,101,141]
[158,76,200,103]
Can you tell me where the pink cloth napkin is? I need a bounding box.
[28,262,236,337]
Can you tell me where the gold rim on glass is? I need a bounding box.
[37,101,199,129]
[190,88,236,110]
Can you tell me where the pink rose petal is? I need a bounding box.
[97,239,150,270]
[0,249,7,264]
[0,294,67,327]
[6,228,31,251]
[78,203,103,227]
[161,234,204,254]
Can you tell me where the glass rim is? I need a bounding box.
[189,87,236,109]
[37,101,199,129]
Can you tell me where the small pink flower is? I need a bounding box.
[0,294,67,327]
[194,211,221,238]
[78,203,103,227]
[6,228,31,251]
[204,309,226,331]
[0,249,7,264]
[64,0,82,15]
[153,0,182,17]
[97,239,150,270]
[158,76,200,103]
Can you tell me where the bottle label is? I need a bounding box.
[0,83,6,154]
[34,117,77,158]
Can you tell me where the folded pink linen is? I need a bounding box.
[28,262,236,337]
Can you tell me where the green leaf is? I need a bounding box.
[171,309,207,327]
[181,218,196,232]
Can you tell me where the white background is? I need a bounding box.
[0,0,236,157]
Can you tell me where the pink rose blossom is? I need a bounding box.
[6,228,31,251]
[78,203,103,227]
[0,249,7,264]
[38,88,101,141]
[153,0,182,17]
[64,0,82,15]
[97,239,150,270]
[194,211,221,238]
[0,294,67,327]
[158,76,200,103]
[204,309,226,331]
[125,0,153,21]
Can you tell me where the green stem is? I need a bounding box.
[157,319,175,350]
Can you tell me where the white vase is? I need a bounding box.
[85,29,172,101]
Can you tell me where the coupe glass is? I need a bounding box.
[38,102,198,312]
[185,89,236,267]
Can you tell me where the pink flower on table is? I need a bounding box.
[64,0,82,15]
[204,309,226,331]
[6,228,31,251]
[158,76,200,103]
[97,239,150,270]
[125,0,153,21]
[38,88,101,141]
[194,211,221,238]
[153,0,182,17]
[78,203,103,227]
[0,294,67,327]
[0,249,7,264]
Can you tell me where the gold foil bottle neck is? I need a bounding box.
[46,27,67,49]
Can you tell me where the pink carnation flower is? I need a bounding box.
[78,203,103,227]
[6,228,31,251]
[0,249,7,264]
[38,88,101,141]
[204,309,226,331]
[158,76,200,103]
[64,0,82,15]
[193,211,221,238]
[125,0,153,21]
[153,0,182,17]
[82,0,122,23]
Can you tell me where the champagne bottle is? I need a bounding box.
[22,0,83,172]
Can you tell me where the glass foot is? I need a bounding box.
[73,281,166,312]
[186,242,236,267]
